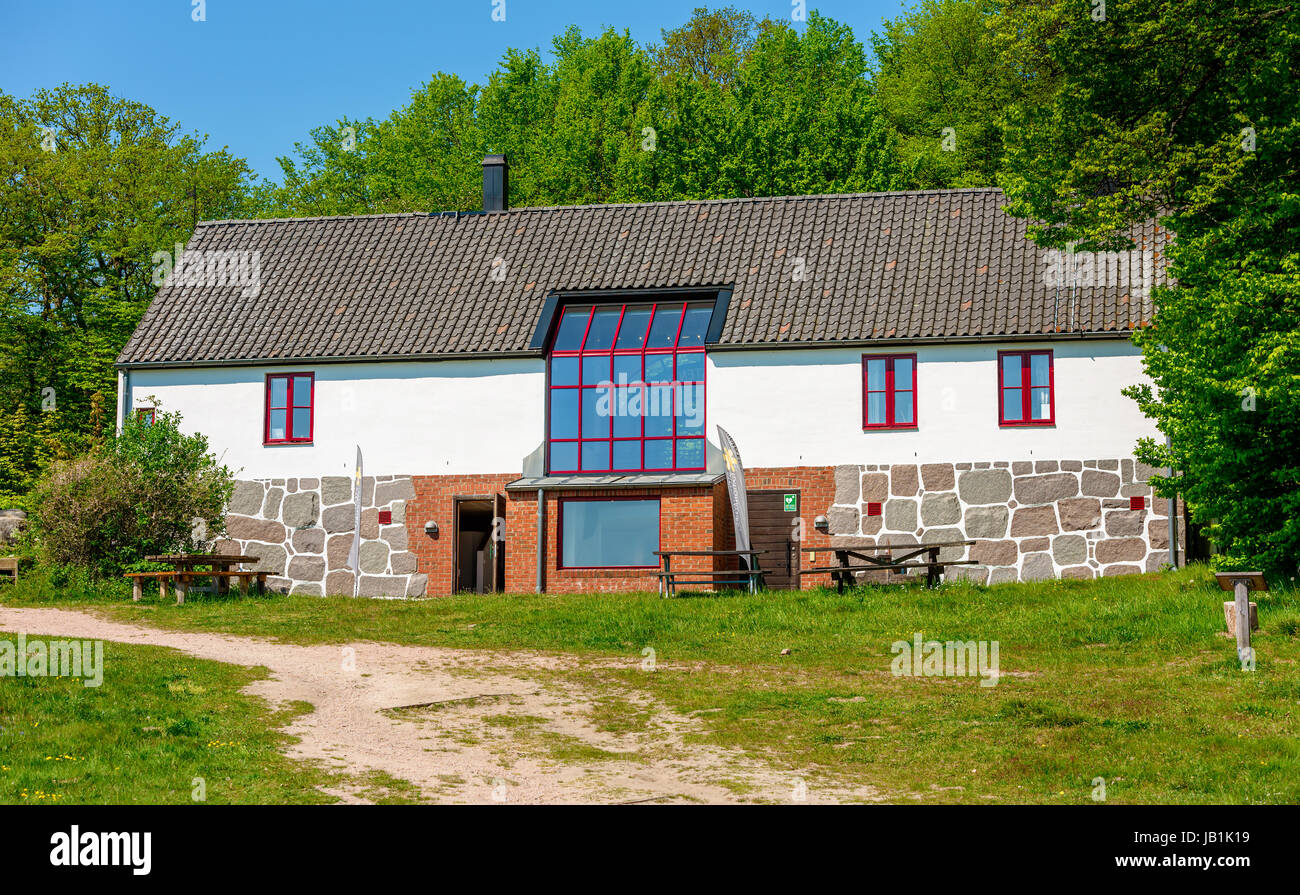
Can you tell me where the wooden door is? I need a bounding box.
[746,489,800,590]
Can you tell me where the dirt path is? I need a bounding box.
[0,608,883,804]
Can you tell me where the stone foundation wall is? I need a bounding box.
[217,475,425,597]
[825,458,1184,583]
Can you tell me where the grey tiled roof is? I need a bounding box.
[117,189,1167,366]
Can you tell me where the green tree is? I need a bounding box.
[0,84,257,503]
[648,6,763,87]
[872,0,1007,188]
[994,0,1300,578]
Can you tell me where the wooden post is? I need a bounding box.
[159,576,169,602]
[175,575,186,605]
[131,577,142,602]
[1233,577,1251,656]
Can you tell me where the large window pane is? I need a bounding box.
[646,304,683,347]
[561,499,659,568]
[675,352,705,382]
[645,385,673,436]
[893,358,913,391]
[1002,388,1024,421]
[581,440,610,471]
[675,383,705,436]
[1002,354,1022,387]
[676,303,712,346]
[614,306,652,349]
[613,354,641,383]
[1030,353,1050,387]
[582,354,610,386]
[550,390,579,439]
[1030,386,1052,420]
[550,441,579,471]
[894,393,914,425]
[866,358,886,391]
[553,306,590,350]
[292,408,311,438]
[551,356,579,386]
[268,409,287,441]
[675,438,704,469]
[612,387,642,437]
[867,391,886,425]
[291,376,313,406]
[612,440,641,470]
[584,308,621,350]
[582,389,608,438]
[644,353,674,383]
[269,377,288,407]
[644,439,672,469]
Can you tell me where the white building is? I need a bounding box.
[117,156,1180,596]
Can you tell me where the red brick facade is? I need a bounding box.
[406,466,840,596]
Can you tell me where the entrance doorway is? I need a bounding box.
[746,489,800,589]
[453,495,504,593]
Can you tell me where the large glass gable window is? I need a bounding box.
[548,301,710,473]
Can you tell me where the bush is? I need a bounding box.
[28,409,234,576]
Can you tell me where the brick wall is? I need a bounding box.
[404,473,520,596]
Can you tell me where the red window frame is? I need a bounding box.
[998,350,1055,426]
[557,496,662,569]
[547,301,709,474]
[264,372,315,444]
[135,408,156,426]
[861,353,918,430]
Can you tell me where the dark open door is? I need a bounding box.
[746,489,800,589]
[492,492,506,592]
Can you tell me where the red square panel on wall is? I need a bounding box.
[866,502,883,517]
[1129,496,1145,511]
[378,510,392,525]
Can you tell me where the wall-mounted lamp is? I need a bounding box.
[813,515,829,533]
[424,520,439,538]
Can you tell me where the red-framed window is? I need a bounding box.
[265,372,314,444]
[862,354,917,429]
[135,408,156,426]
[558,497,661,568]
[998,350,1054,425]
[547,301,710,473]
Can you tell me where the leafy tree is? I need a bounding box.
[0,84,258,503]
[995,0,1300,578]
[872,0,1007,188]
[29,408,234,576]
[648,6,763,87]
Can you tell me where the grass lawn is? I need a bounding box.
[4,564,1299,803]
[0,635,335,804]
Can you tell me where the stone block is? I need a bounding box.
[325,569,355,595]
[282,491,320,528]
[957,469,1013,505]
[359,540,389,574]
[287,554,325,582]
[834,465,861,505]
[971,539,1017,566]
[1019,537,1049,553]
[1013,473,1078,505]
[1104,510,1144,537]
[1020,553,1055,581]
[381,524,409,551]
[1058,498,1101,531]
[262,487,284,520]
[390,552,418,574]
[1052,534,1087,565]
[884,499,917,532]
[321,476,352,506]
[359,575,407,598]
[920,492,961,526]
[827,505,859,535]
[1102,563,1143,577]
[406,573,428,597]
[244,542,287,575]
[891,465,919,497]
[375,478,416,506]
[322,504,355,533]
[861,472,890,503]
[291,528,325,554]
[1081,470,1121,497]
[228,481,265,516]
[1010,505,1058,537]
[963,505,1009,539]
[226,515,285,543]
[920,463,955,492]
[1095,538,1146,563]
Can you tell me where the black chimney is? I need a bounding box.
[482,154,508,212]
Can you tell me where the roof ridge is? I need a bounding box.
[196,188,1007,227]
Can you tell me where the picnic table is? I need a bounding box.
[801,540,977,592]
[653,549,767,597]
[125,553,266,604]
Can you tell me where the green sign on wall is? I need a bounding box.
[784,493,797,512]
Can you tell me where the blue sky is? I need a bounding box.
[5,1,909,183]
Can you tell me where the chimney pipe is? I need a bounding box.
[482,154,508,212]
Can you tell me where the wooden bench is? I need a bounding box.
[125,569,267,604]
[653,549,767,597]
[801,541,977,592]
[0,556,17,584]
